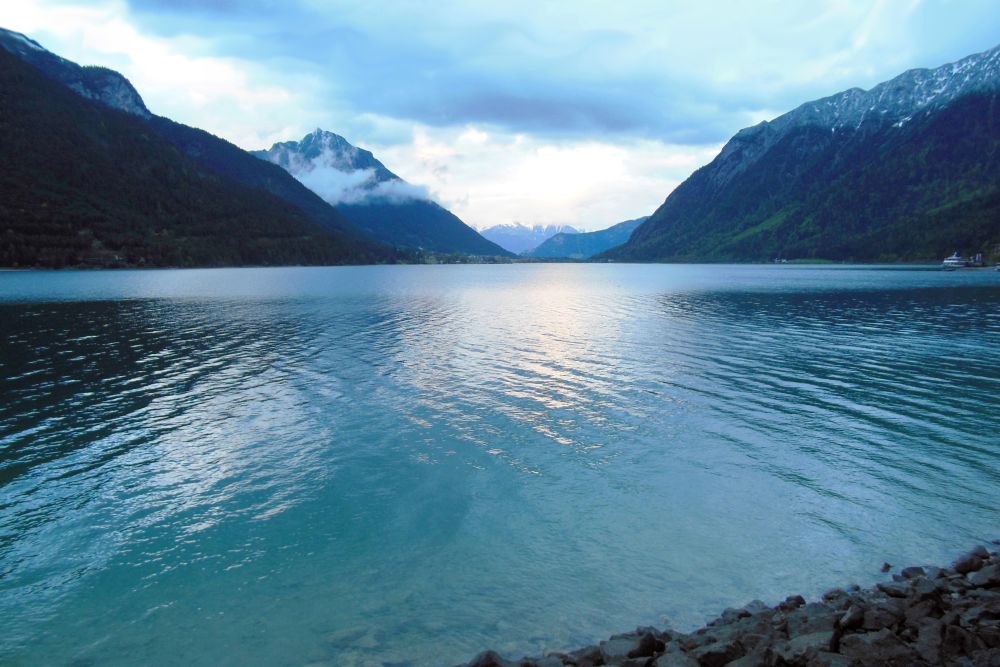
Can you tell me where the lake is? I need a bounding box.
[1,264,998,666]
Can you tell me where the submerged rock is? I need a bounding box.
[460,545,1000,667]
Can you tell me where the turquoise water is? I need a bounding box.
[1,264,998,666]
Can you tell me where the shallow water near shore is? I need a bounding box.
[1,263,998,666]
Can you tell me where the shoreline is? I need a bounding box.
[461,544,1000,667]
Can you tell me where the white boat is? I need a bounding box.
[942,252,968,269]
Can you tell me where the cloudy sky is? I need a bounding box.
[5,0,998,230]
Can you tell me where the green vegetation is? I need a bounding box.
[607,93,1000,263]
[0,48,396,268]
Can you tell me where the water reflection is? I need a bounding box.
[0,265,998,666]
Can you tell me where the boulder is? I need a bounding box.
[774,631,835,664]
[837,604,865,631]
[839,628,921,666]
[957,554,986,575]
[786,603,838,637]
[466,650,515,667]
[969,565,1000,589]
[688,638,743,667]
[629,632,664,659]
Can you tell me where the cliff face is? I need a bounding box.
[0,28,150,118]
[608,45,1000,262]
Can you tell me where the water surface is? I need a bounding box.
[1,264,998,666]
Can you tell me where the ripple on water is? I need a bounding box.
[0,265,998,666]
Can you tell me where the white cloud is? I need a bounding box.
[372,126,721,231]
[4,0,313,148]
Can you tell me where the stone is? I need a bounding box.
[971,648,1000,667]
[972,545,991,559]
[778,595,806,611]
[881,562,892,573]
[862,606,901,632]
[774,631,834,664]
[902,566,926,579]
[957,554,986,575]
[876,581,909,598]
[969,565,1000,588]
[722,650,770,667]
[805,652,854,667]
[786,603,838,637]
[839,628,921,666]
[619,658,654,667]
[904,598,939,624]
[837,605,864,631]
[467,650,514,667]
[911,577,939,603]
[567,645,604,667]
[601,636,639,662]
[912,618,944,663]
[652,650,699,667]
[741,600,770,616]
[630,632,664,659]
[822,588,847,601]
[688,638,743,667]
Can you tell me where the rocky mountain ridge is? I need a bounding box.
[481,223,581,255]
[254,129,510,256]
[608,44,1000,263]
[0,28,150,118]
[526,217,647,259]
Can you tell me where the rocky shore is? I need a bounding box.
[461,544,1000,667]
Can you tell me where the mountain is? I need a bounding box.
[0,28,393,267]
[480,223,580,255]
[526,217,648,259]
[606,44,1000,263]
[253,130,510,256]
[0,28,150,118]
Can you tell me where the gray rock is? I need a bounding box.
[629,632,663,659]
[652,649,699,667]
[805,652,854,667]
[837,605,864,631]
[957,554,986,575]
[910,577,939,603]
[902,566,926,579]
[722,650,771,667]
[881,562,892,573]
[786,603,838,637]
[862,605,902,632]
[688,638,743,667]
[839,628,921,666]
[741,600,770,616]
[466,650,515,667]
[912,617,944,663]
[775,631,835,664]
[972,545,991,559]
[876,581,909,598]
[778,595,806,611]
[969,565,1000,588]
[601,636,639,662]
[904,598,939,624]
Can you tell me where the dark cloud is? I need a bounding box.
[120,0,1000,146]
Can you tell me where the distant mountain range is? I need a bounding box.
[526,217,648,259]
[606,44,1000,263]
[0,27,393,267]
[480,224,580,254]
[253,131,509,256]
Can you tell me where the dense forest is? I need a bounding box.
[0,48,396,268]
[607,92,1000,263]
